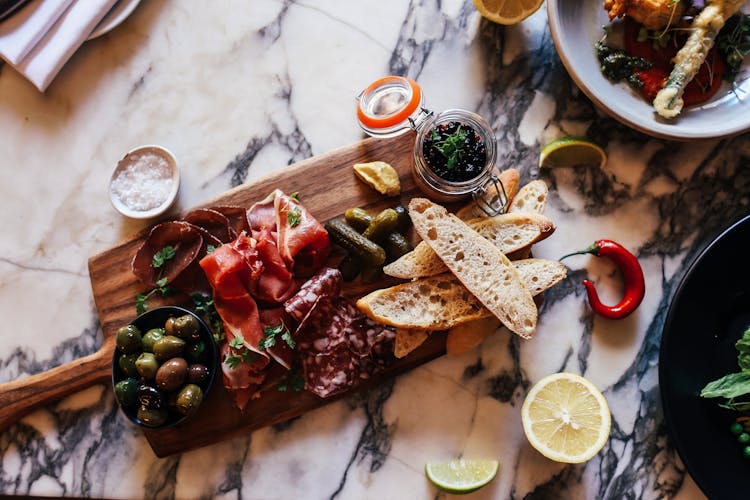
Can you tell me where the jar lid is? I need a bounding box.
[356,76,426,138]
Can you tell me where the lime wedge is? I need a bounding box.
[539,137,607,169]
[425,458,499,494]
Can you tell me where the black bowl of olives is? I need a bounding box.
[112,306,217,428]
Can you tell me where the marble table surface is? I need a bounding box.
[1,0,746,498]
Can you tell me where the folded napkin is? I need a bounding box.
[0,0,118,91]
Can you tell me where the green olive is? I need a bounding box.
[155,358,188,391]
[118,353,140,378]
[176,384,203,416]
[142,328,165,353]
[135,352,159,380]
[116,324,142,354]
[114,378,139,408]
[137,405,168,427]
[170,314,200,340]
[153,335,186,361]
[185,341,206,363]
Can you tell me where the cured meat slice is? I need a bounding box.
[132,221,203,286]
[303,342,360,398]
[284,267,342,322]
[259,307,295,370]
[210,205,250,237]
[184,208,235,243]
[254,228,296,304]
[274,191,330,276]
[247,191,277,232]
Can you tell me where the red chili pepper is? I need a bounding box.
[560,239,645,319]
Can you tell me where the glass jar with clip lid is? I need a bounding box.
[356,75,507,216]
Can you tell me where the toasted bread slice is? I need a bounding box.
[455,168,520,220]
[446,317,500,356]
[357,258,566,333]
[508,179,548,214]
[383,212,556,279]
[394,328,430,359]
[408,198,538,338]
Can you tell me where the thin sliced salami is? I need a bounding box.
[284,267,342,322]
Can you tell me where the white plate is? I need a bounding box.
[88,0,141,40]
[547,0,750,141]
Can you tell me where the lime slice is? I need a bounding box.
[425,458,499,494]
[539,137,607,169]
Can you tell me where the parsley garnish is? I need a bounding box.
[206,244,219,254]
[717,14,750,82]
[135,278,173,314]
[433,126,468,170]
[191,292,225,343]
[259,322,295,350]
[287,206,302,227]
[224,335,258,369]
[277,366,305,392]
[152,246,176,268]
[290,191,300,202]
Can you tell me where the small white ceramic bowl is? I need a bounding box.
[109,145,180,219]
[548,0,750,141]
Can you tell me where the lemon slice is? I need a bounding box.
[521,372,611,464]
[539,137,607,169]
[472,0,544,25]
[425,458,499,494]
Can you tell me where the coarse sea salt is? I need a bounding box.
[111,152,174,211]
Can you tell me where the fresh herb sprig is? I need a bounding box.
[287,206,302,227]
[431,126,468,170]
[716,13,750,83]
[191,292,225,343]
[135,278,173,314]
[152,246,176,268]
[277,366,305,392]
[224,335,258,369]
[701,326,750,411]
[259,322,295,350]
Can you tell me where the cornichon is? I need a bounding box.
[325,219,386,266]
[363,208,399,243]
[384,232,413,261]
[344,208,373,232]
[338,255,361,281]
[393,205,410,233]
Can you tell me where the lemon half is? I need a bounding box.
[521,372,611,464]
[473,0,544,25]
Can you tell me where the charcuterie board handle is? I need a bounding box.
[0,336,114,432]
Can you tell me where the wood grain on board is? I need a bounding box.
[88,132,451,457]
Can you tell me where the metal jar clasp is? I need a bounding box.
[472,175,508,216]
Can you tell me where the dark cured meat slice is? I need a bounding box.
[209,205,250,237]
[170,226,223,294]
[184,208,235,243]
[284,267,342,322]
[132,221,203,287]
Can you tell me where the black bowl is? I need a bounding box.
[111,306,218,428]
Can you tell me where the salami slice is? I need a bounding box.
[284,267,342,322]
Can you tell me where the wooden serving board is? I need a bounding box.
[87,132,453,457]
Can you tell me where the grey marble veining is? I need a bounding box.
[1,0,746,498]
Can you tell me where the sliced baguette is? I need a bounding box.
[455,168,521,220]
[508,179,548,214]
[408,198,538,338]
[446,317,500,356]
[394,328,430,359]
[383,212,556,279]
[357,258,567,332]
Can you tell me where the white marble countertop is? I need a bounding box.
[1,0,745,498]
